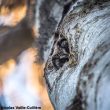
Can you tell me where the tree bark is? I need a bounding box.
[44,0,110,110]
[36,0,74,63]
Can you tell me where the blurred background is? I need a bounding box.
[0,0,54,110]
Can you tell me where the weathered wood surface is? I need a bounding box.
[36,0,74,63]
[43,0,110,110]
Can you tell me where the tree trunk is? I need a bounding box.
[43,0,110,110]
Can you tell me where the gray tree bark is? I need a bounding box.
[43,0,110,110]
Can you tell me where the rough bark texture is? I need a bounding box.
[43,0,110,110]
[36,0,74,63]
